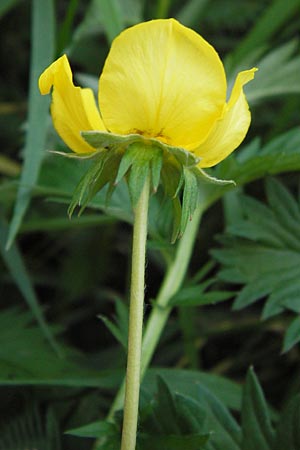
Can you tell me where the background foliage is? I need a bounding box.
[1,0,300,448]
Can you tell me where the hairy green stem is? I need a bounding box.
[109,205,203,419]
[120,176,150,450]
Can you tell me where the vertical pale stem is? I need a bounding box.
[109,205,203,419]
[120,176,150,450]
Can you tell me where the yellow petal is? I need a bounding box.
[39,55,106,154]
[195,68,257,168]
[99,19,226,150]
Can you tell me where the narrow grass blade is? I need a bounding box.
[6,0,55,249]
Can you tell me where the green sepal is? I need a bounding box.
[129,162,150,206]
[67,148,122,217]
[49,149,101,160]
[196,167,235,187]
[181,167,200,234]
[161,160,183,199]
[171,197,182,243]
[62,130,237,239]
[81,130,200,169]
[114,142,162,206]
[151,150,163,192]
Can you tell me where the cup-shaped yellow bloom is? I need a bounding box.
[39,18,256,168]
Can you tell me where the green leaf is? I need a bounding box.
[204,128,300,208]
[212,178,300,348]
[197,384,241,450]
[244,40,300,104]
[228,0,300,71]
[174,393,207,434]
[138,377,209,449]
[176,0,210,27]
[144,369,242,411]
[274,394,300,450]
[0,0,22,18]
[0,216,61,356]
[0,404,61,450]
[137,432,209,450]
[282,317,300,353]
[169,281,233,307]
[66,420,118,438]
[6,0,55,248]
[94,0,124,43]
[0,308,120,389]
[98,298,128,349]
[155,376,181,434]
[241,368,275,450]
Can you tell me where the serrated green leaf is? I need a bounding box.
[241,368,274,450]
[213,179,300,348]
[266,177,300,239]
[262,279,300,319]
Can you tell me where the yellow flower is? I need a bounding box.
[39,18,256,168]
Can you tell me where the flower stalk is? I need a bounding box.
[120,175,150,450]
[108,205,203,420]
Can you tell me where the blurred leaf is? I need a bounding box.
[0,155,21,176]
[144,368,242,410]
[274,394,300,450]
[282,316,300,353]
[241,368,275,450]
[66,420,118,438]
[228,0,300,71]
[57,0,79,53]
[0,404,61,450]
[0,0,21,18]
[98,297,129,349]
[176,0,210,27]
[169,280,233,307]
[0,216,61,355]
[72,0,140,47]
[245,39,300,104]
[6,0,55,248]
[0,308,120,388]
[94,0,124,43]
[138,376,209,449]
[197,384,241,450]
[137,432,209,450]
